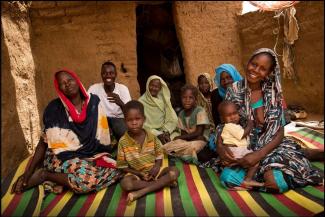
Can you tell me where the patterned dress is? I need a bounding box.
[220,48,323,192]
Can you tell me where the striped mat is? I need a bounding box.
[2,127,324,217]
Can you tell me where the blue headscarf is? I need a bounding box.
[214,64,242,99]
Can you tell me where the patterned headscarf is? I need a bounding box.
[214,64,243,99]
[198,72,214,90]
[225,48,284,150]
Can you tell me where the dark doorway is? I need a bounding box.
[136,2,185,111]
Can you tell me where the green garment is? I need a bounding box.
[139,75,179,138]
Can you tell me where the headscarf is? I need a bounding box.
[214,64,242,99]
[224,48,284,150]
[139,75,178,135]
[54,69,89,123]
[44,69,112,161]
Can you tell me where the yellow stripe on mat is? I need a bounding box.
[237,191,269,217]
[284,190,324,214]
[32,185,45,217]
[86,188,107,216]
[163,155,174,217]
[47,191,74,216]
[189,164,219,216]
[1,156,31,214]
[124,199,137,216]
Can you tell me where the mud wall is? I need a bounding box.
[29,1,138,118]
[173,1,244,86]
[238,1,324,114]
[1,2,40,177]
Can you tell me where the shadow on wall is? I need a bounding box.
[1,29,29,178]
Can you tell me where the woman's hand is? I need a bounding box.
[11,171,32,194]
[216,134,236,166]
[237,151,262,168]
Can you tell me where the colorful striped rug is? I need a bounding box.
[2,127,324,217]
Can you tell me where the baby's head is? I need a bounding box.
[180,84,198,111]
[218,100,240,124]
[123,100,145,134]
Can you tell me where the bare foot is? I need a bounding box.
[242,179,264,187]
[126,191,139,205]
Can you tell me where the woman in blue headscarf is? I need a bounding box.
[211,64,243,126]
[197,64,242,162]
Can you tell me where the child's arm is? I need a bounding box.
[121,168,151,181]
[148,159,162,179]
[174,125,205,141]
[241,119,254,139]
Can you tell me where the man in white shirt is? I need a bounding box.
[88,61,131,140]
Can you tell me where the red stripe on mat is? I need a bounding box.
[155,189,164,216]
[287,132,324,150]
[182,164,208,216]
[115,191,128,216]
[40,193,65,216]
[315,186,324,192]
[227,191,255,216]
[76,192,96,216]
[2,157,34,216]
[273,194,313,216]
[2,194,23,216]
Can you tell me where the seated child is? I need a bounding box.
[117,100,180,204]
[218,100,264,188]
[163,84,210,164]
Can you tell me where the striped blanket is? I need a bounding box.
[2,127,324,217]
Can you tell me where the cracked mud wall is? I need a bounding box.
[173,1,244,86]
[1,2,41,177]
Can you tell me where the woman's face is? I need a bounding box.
[148,79,162,97]
[57,71,79,98]
[198,76,211,94]
[220,72,234,89]
[246,53,273,84]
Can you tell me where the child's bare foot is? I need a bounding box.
[242,179,264,187]
[127,191,140,205]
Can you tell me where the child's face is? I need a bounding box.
[125,108,145,134]
[198,76,211,94]
[222,104,240,124]
[181,89,196,110]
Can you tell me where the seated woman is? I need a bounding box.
[11,69,122,194]
[212,64,243,127]
[217,48,323,193]
[139,75,179,144]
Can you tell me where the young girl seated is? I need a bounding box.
[218,100,264,188]
[163,84,210,164]
[117,100,179,204]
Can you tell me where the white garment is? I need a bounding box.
[221,123,249,147]
[88,82,131,118]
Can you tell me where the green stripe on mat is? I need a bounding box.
[259,192,297,216]
[105,184,122,216]
[300,128,324,139]
[312,162,324,171]
[302,186,324,200]
[67,195,87,216]
[11,188,34,216]
[175,161,198,217]
[145,192,155,216]
[294,129,324,144]
[41,193,57,212]
[206,168,244,217]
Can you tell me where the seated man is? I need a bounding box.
[88,61,131,141]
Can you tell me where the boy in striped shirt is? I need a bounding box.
[117,100,179,204]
